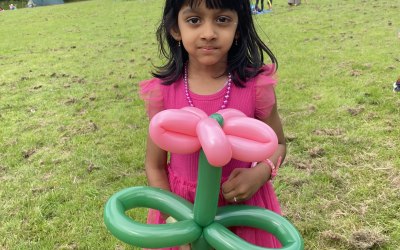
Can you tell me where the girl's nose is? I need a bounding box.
[200,22,217,40]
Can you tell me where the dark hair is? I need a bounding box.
[152,0,277,87]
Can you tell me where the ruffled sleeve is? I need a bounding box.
[139,78,164,119]
[255,64,277,120]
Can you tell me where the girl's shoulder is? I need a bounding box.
[139,77,163,91]
[251,64,277,87]
[252,64,278,120]
[139,77,165,119]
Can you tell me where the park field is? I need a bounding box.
[0,0,399,249]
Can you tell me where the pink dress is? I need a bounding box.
[139,65,282,249]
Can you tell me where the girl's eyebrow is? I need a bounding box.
[181,6,234,15]
[181,7,197,15]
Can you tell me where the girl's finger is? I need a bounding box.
[221,177,236,194]
[226,168,241,181]
[223,190,238,203]
[221,183,233,198]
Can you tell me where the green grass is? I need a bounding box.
[0,0,399,249]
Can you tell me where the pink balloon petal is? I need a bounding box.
[196,118,232,167]
[149,109,202,154]
[227,136,277,162]
[223,117,277,143]
[182,107,208,119]
[223,117,278,162]
[217,108,246,121]
[153,132,201,154]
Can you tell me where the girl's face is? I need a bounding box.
[171,1,238,67]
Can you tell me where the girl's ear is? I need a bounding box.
[170,26,182,41]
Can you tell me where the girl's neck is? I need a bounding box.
[187,58,228,78]
[186,60,229,95]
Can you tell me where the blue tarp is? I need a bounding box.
[31,0,64,6]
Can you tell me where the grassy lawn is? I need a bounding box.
[0,0,399,249]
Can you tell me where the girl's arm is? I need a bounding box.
[144,134,170,191]
[144,135,172,221]
[252,99,286,181]
[221,98,286,203]
[260,97,286,168]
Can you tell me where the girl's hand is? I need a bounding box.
[221,165,270,203]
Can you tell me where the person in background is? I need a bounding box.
[9,4,17,10]
[255,0,272,12]
[393,76,400,93]
[288,0,301,6]
[255,0,264,12]
[27,0,36,8]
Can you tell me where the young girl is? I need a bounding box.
[140,0,285,249]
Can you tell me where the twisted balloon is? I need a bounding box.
[104,107,304,250]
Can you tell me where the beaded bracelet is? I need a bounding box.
[253,156,282,180]
[264,157,281,180]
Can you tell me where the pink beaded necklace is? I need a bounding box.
[184,64,232,110]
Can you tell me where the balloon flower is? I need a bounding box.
[104,107,304,250]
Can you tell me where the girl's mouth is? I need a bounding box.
[200,46,217,51]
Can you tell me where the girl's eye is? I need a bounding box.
[216,16,232,24]
[186,17,201,24]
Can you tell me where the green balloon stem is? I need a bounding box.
[193,150,222,227]
[193,113,224,227]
